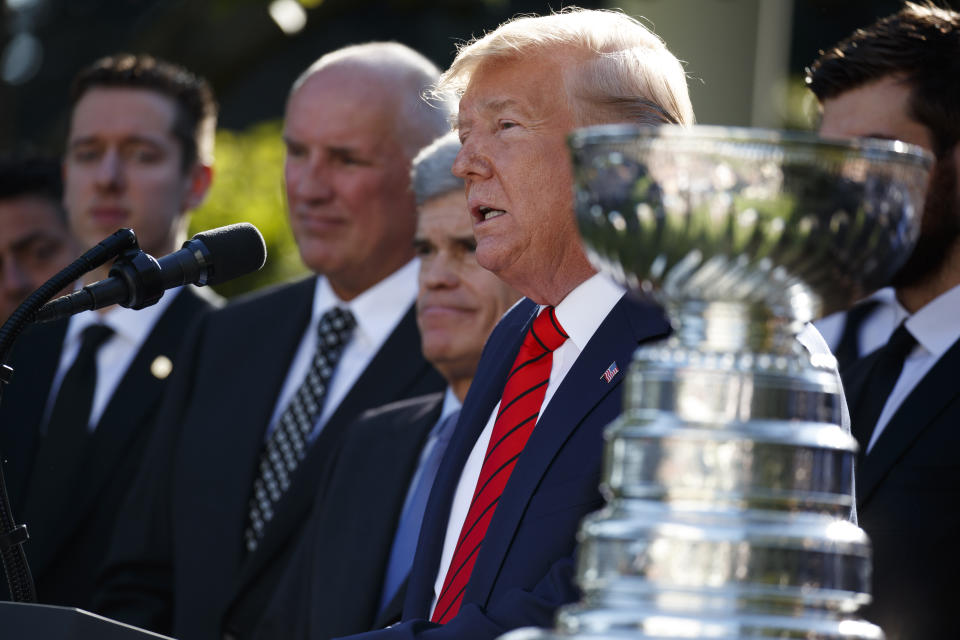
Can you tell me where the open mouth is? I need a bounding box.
[477,206,506,222]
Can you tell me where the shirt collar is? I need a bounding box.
[65,286,180,345]
[905,282,960,359]
[311,258,419,346]
[440,386,462,420]
[549,273,626,351]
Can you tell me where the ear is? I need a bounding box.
[182,163,214,212]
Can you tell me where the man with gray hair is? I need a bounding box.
[338,8,681,640]
[95,42,448,640]
[239,131,520,640]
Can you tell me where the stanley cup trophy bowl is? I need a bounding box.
[500,125,932,640]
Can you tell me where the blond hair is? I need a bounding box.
[439,7,694,127]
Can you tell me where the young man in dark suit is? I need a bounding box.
[334,9,692,640]
[95,43,450,640]
[0,54,221,608]
[234,132,521,640]
[806,4,960,639]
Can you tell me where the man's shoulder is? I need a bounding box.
[355,392,446,427]
[208,276,316,320]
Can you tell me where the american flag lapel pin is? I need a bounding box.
[601,361,620,383]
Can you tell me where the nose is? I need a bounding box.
[94,149,124,191]
[420,250,460,290]
[289,152,334,204]
[452,139,491,181]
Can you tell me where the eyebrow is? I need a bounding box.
[68,134,166,149]
[457,98,525,129]
[10,230,59,253]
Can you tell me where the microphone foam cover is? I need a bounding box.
[193,223,267,286]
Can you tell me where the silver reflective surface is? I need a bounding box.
[500,126,930,640]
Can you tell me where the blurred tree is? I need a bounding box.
[189,120,308,299]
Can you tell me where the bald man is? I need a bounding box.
[95,43,449,640]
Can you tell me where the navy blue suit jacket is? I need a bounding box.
[338,293,670,640]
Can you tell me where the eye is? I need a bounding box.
[130,145,163,164]
[70,146,101,163]
[498,120,518,131]
[284,140,308,158]
[413,239,434,257]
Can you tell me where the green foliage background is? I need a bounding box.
[188,120,309,299]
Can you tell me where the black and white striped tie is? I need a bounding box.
[244,306,356,552]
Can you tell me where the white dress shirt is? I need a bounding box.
[814,287,904,359]
[430,273,625,616]
[266,258,419,441]
[865,282,960,453]
[44,287,180,432]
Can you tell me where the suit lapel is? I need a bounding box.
[403,299,538,618]
[464,295,667,605]
[233,304,442,596]
[179,279,316,589]
[27,288,217,575]
[857,336,960,506]
[0,319,67,511]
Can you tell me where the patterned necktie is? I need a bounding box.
[379,408,461,613]
[850,321,916,455]
[26,324,114,507]
[431,307,567,624]
[244,306,356,552]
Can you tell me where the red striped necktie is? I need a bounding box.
[431,306,568,624]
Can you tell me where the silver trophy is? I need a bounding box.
[502,125,931,640]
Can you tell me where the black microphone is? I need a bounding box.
[34,223,267,323]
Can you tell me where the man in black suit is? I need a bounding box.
[335,9,689,640]
[95,43,449,640]
[807,4,960,638]
[234,131,521,640]
[0,54,221,608]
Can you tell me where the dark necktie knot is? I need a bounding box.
[317,306,356,343]
[78,324,115,356]
[884,322,916,360]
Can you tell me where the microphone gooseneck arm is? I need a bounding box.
[0,227,139,604]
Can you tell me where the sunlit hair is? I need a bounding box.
[411,132,463,206]
[292,42,453,157]
[806,1,960,158]
[438,7,694,128]
[71,53,218,170]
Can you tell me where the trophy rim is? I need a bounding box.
[568,122,934,169]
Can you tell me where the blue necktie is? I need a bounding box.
[378,408,460,613]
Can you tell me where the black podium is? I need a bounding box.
[0,601,174,639]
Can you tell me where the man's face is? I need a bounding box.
[452,52,589,299]
[0,195,78,321]
[415,190,519,383]
[820,75,960,288]
[64,87,208,257]
[283,68,418,301]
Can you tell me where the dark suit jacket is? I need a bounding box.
[233,392,446,640]
[0,285,220,608]
[337,294,670,640]
[95,277,445,640]
[842,335,960,640]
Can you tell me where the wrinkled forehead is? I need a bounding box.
[456,49,578,126]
